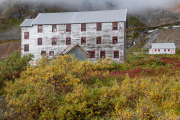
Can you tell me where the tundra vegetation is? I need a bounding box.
[1,50,180,119]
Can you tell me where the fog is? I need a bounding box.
[0,0,179,13]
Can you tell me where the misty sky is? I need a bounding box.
[0,0,179,13]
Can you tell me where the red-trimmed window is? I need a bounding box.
[38,25,43,33]
[155,49,157,52]
[96,23,102,31]
[52,38,57,45]
[158,49,160,52]
[100,51,105,58]
[37,38,42,45]
[112,36,118,44]
[81,23,86,31]
[81,37,86,45]
[24,32,29,39]
[24,44,29,52]
[164,49,166,52]
[52,25,57,32]
[88,51,95,58]
[66,37,71,45]
[168,49,170,51]
[96,37,101,44]
[114,51,119,58]
[49,51,54,56]
[41,51,46,55]
[112,22,118,30]
[66,24,71,32]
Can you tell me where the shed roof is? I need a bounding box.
[20,19,34,27]
[151,43,176,49]
[60,43,89,55]
[29,9,127,25]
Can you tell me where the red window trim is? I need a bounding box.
[113,50,119,58]
[96,23,102,31]
[112,22,118,31]
[81,37,86,45]
[96,37,102,44]
[49,51,54,56]
[66,24,71,32]
[112,36,118,44]
[81,23,86,32]
[168,49,170,51]
[24,32,29,39]
[164,49,166,52]
[155,49,157,52]
[87,51,95,58]
[41,51,46,55]
[100,51,106,58]
[52,24,57,32]
[24,44,29,52]
[51,38,57,45]
[37,38,42,45]
[158,49,160,52]
[66,37,71,45]
[38,25,43,33]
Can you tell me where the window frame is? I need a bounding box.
[66,37,71,45]
[38,25,43,33]
[81,37,86,45]
[96,23,102,31]
[155,49,157,52]
[96,37,102,44]
[87,51,95,58]
[112,36,118,44]
[51,38,57,45]
[164,49,166,52]
[41,51,46,55]
[113,51,119,58]
[24,32,29,39]
[158,49,160,52]
[66,24,71,32]
[24,44,29,52]
[112,22,118,31]
[52,24,57,32]
[81,23,86,32]
[168,49,170,52]
[37,38,42,45]
[100,51,106,59]
[49,51,54,56]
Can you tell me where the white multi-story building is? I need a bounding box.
[20,9,127,62]
[149,43,176,54]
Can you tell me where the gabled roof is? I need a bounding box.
[60,43,89,55]
[30,9,127,25]
[20,19,34,27]
[151,43,176,49]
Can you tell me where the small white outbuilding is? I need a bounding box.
[149,43,176,54]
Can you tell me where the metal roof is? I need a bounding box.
[151,43,176,49]
[20,19,34,27]
[60,43,89,55]
[31,9,127,25]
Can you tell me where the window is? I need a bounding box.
[52,38,57,45]
[158,49,160,52]
[155,49,157,52]
[41,51,46,55]
[164,49,166,52]
[66,24,71,32]
[37,38,42,45]
[81,37,86,45]
[96,23,102,31]
[38,25,43,33]
[52,25,57,32]
[114,51,119,58]
[66,37,71,45]
[112,36,118,44]
[88,51,95,58]
[168,49,170,51]
[24,44,29,52]
[96,37,101,44]
[24,32,29,39]
[100,51,105,58]
[112,22,118,30]
[81,23,86,31]
[49,51,54,56]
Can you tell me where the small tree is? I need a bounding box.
[0,51,34,80]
